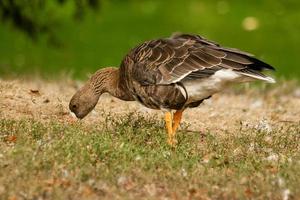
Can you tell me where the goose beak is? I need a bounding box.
[70,111,83,120]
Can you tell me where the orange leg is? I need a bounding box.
[164,110,184,146]
[165,112,174,146]
[172,110,183,134]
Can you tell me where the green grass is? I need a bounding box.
[0,0,300,79]
[1,113,299,199]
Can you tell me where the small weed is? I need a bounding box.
[0,116,299,199]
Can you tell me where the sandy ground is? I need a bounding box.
[0,78,299,133]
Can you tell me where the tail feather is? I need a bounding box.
[248,57,275,71]
[238,69,276,83]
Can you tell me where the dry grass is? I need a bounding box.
[0,78,300,199]
[1,78,299,131]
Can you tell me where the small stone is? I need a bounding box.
[135,155,142,161]
[266,153,279,162]
[202,154,210,163]
[278,177,285,187]
[256,119,272,133]
[181,168,187,177]
[248,143,255,151]
[117,176,134,190]
[282,189,290,200]
[163,151,171,158]
[117,176,127,186]
[250,99,263,109]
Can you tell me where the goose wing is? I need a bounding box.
[129,33,275,85]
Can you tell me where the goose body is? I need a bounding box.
[120,33,274,110]
[69,33,275,145]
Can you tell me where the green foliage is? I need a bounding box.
[0,0,101,43]
[0,0,299,79]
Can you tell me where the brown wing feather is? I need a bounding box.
[128,33,274,85]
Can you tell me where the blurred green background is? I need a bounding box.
[0,0,299,79]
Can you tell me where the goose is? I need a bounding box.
[69,33,275,146]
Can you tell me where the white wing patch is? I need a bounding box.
[183,69,242,104]
[181,69,275,105]
[214,69,241,80]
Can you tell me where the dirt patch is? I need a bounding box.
[0,78,299,133]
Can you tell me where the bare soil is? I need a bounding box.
[1,78,299,133]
